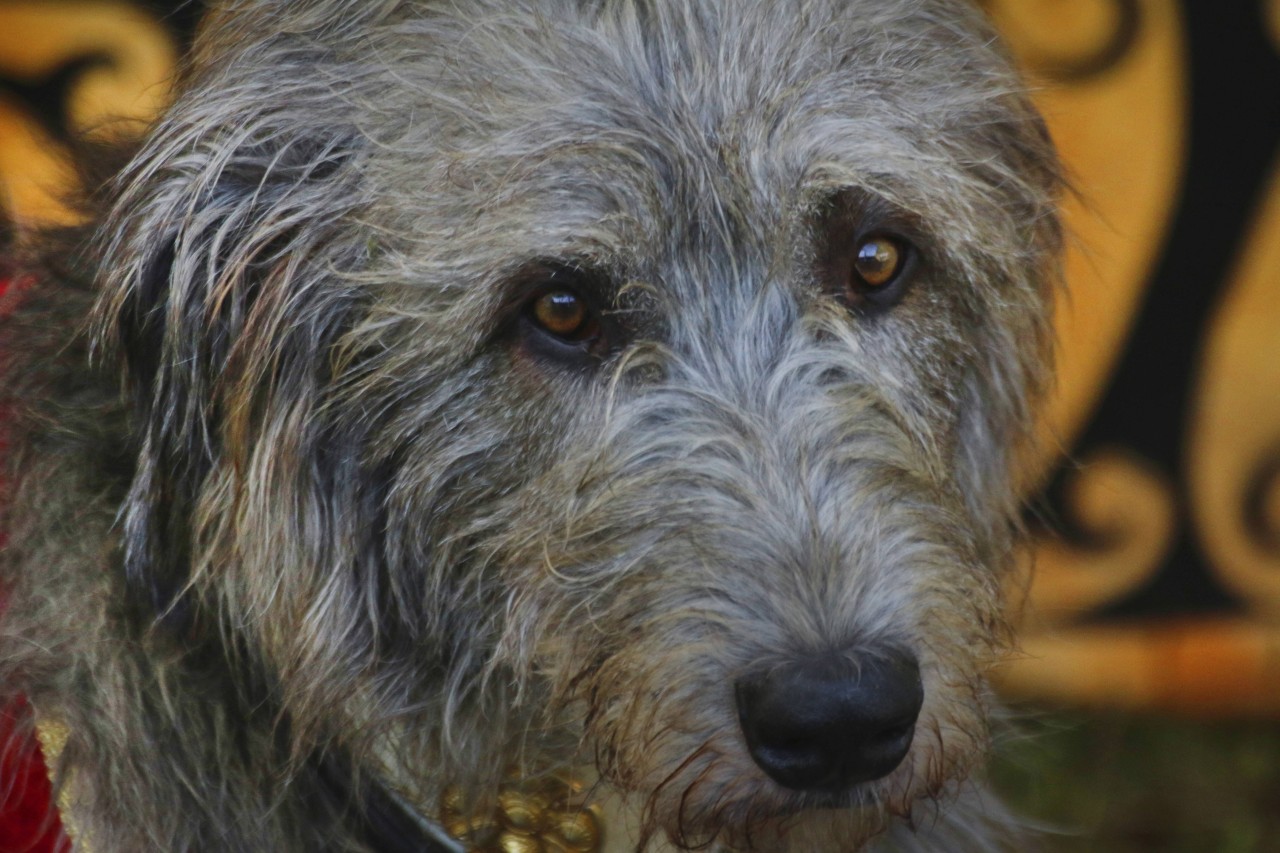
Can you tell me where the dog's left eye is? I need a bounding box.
[847,234,911,300]
[852,236,905,289]
[816,212,918,314]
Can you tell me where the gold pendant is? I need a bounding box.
[440,774,604,853]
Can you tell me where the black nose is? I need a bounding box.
[735,649,923,791]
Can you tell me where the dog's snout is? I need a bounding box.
[735,650,923,792]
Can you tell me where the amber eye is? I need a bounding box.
[530,289,597,341]
[851,235,906,289]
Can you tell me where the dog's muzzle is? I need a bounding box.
[734,649,923,792]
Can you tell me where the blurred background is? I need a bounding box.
[1,0,1278,850]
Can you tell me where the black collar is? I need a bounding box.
[317,753,461,853]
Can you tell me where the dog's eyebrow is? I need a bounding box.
[808,185,894,221]
[502,258,619,301]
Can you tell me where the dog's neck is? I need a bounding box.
[318,754,463,853]
[38,714,461,853]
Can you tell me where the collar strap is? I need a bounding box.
[317,754,462,853]
[39,718,600,853]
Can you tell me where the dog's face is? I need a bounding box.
[99,0,1058,849]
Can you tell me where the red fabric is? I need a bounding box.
[0,271,67,852]
[0,699,65,853]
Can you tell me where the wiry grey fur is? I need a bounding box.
[0,0,1060,850]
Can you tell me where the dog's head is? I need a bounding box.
[98,0,1059,849]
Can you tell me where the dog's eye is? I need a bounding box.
[851,236,905,289]
[531,290,596,341]
[510,262,617,366]
[814,191,921,315]
[829,231,917,313]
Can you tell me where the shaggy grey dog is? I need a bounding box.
[1,0,1060,850]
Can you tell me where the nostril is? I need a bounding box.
[735,649,923,792]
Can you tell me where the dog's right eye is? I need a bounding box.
[517,283,611,364]
[530,290,598,342]
[509,262,617,365]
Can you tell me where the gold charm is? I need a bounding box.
[440,775,603,853]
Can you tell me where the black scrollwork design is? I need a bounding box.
[981,0,1140,82]
[1245,450,1280,552]
[141,0,205,53]
[0,54,115,144]
[0,0,203,147]
[1035,0,1280,619]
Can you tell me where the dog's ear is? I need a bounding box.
[93,28,371,625]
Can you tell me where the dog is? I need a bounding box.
[0,0,1061,850]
